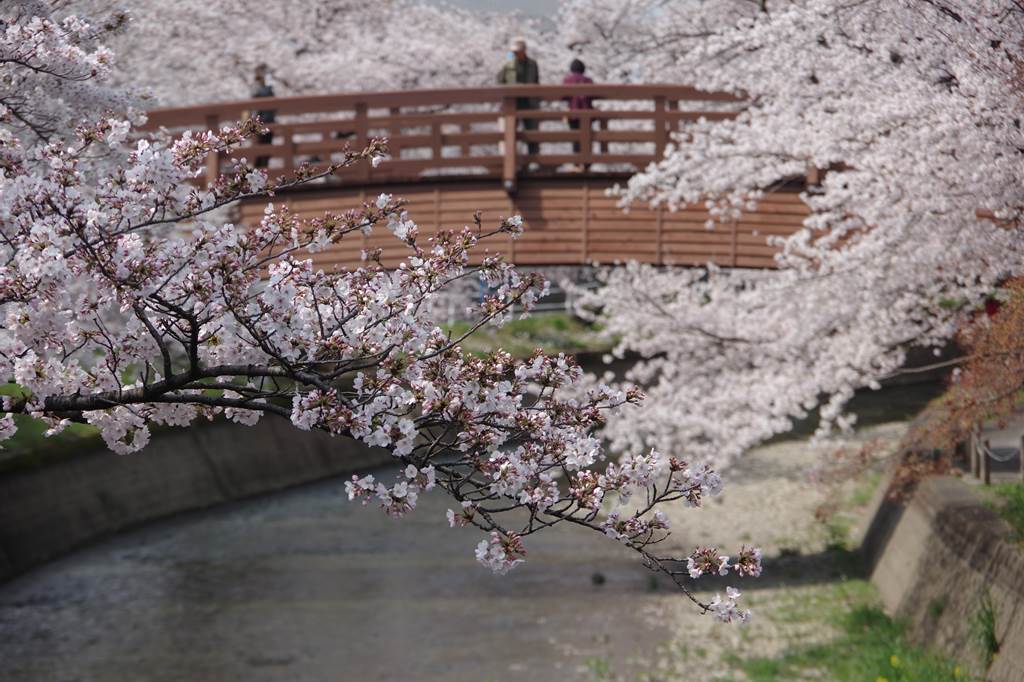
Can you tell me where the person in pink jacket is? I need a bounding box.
[563,59,594,170]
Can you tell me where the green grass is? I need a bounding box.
[444,312,613,358]
[816,468,884,551]
[762,578,875,625]
[584,656,614,681]
[985,483,1024,543]
[734,607,971,681]
[938,297,969,311]
[0,413,101,473]
[928,597,948,620]
[822,514,855,551]
[731,581,974,682]
[970,591,999,670]
[850,470,884,507]
[0,383,102,475]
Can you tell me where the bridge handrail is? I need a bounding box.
[143,84,742,127]
[142,84,744,191]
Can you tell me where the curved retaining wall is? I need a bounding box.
[865,476,1024,680]
[0,418,393,582]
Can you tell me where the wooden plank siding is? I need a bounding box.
[237,177,809,269]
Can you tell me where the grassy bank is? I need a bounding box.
[581,577,973,682]
[984,482,1024,543]
[728,580,973,682]
[445,312,613,357]
[0,414,101,474]
[0,384,102,474]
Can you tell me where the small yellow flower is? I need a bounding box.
[890,654,901,668]
[875,676,889,682]
[954,666,962,678]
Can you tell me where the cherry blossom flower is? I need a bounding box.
[687,547,730,579]
[475,531,526,575]
[708,587,751,624]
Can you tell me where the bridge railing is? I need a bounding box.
[142,85,742,191]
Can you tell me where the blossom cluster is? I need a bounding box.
[345,465,437,517]
[709,587,751,624]
[687,545,762,580]
[475,532,527,575]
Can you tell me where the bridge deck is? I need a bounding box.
[146,85,810,268]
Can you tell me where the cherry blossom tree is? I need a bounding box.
[556,0,763,83]
[576,0,1024,467]
[1,0,138,142]
[0,2,761,618]
[908,278,1024,452]
[68,0,564,106]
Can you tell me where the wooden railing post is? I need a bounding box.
[353,102,368,146]
[459,123,469,159]
[579,111,593,167]
[278,125,294,175]
[653,95,667,158]
[501,96,518,193]
[433,187,441,232]
[353,101,369,180]
[598,117,609,155]
[982,438,991,485]
[431,120,443,162]
[730,218,739,267]
[970,432,979,477]
[388,107,402,162]
[205,114,219,186]
[656,205,664,265]
[582,182,590,263]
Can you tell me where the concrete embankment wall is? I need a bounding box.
[0,417,393,582]
[865,476,1024,680]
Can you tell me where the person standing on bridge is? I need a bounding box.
[250,63,276,168]
[497,37,541,161]
[563,58,594,172]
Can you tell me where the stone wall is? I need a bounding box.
[0,417,393,582]
[865,476,1024,680]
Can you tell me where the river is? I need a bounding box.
[0,463,676,682]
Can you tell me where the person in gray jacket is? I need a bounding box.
[497,37,540,157]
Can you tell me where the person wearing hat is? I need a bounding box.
[497,37,541,158]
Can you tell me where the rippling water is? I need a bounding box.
[0,464,673,682]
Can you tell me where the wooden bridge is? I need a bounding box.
[145,85,810,269]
